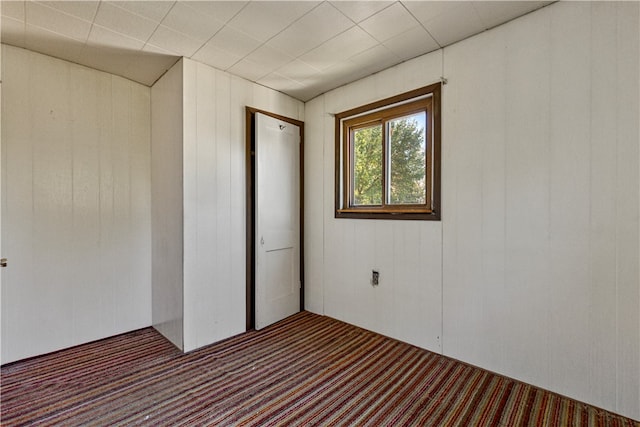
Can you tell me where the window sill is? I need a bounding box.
[335,209,440,221]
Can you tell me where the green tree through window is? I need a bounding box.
[353,125,383,205]
[389,114,426,205]
[352,116,426,206]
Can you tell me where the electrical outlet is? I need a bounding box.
[371,270,379,286]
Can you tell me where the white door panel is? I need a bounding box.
[255,112,300,330]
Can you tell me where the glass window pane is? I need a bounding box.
[388,112,426,205]
[352,124,383,205]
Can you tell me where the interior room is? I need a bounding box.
[1,0,638,424]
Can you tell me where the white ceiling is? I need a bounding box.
[1,1,553,101]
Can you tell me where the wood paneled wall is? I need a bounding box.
[305,52,444,354]
[152,59,303,353]
[442,3,638,418]
[304,2,639,420]
[1,45,151,364]
[151,59,184,350]
[181,59,303,352]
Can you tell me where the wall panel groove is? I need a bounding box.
[303,1,639,420]
[2,46,151,364]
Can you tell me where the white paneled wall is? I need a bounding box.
[151,58,303,353]
[304,1,639,420]
[1,45,151,364]
[442,2,639,419]
[303,96,324,315]
[151,59,184,350]
[182,59,303,352]
[305,53,444,353]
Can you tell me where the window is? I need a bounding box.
[335,83,441,220]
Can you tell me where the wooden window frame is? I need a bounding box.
[335,83,441,220]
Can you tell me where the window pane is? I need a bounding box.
[388,112,426,205]
[352,124,383,205]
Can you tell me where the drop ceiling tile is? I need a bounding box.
[349,43,399,73]
[382,25,439,61]
[308,59,369,92]
[227,57,272,82]
[244,44,295,74]
[2,0,554,101]
[38,1,99,22]
[1,16,26,46]
[192,41,243,71]
[473,1,550,30]
[359,2,420,42]
[2,1,25,21]
[227,1,319,42]
[204,26,261,58]
[94,2,159,42]
[88,24,145,50]
[182,1,248,24]
[143,43,174,56]
[298,25,378,71]
[276,59,321,83]
[268,2,354,58]
[160,2,224,42]
[257,72,305,93]
[329,1,393,23]
[26,2,92,41]
[147,25,203,57]
[402,1,465,24]
[422,3,485,46]
[109,1,175,23]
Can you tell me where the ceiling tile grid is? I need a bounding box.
[182,1,247,24]
[267,2,352,59]
[146,24,202,57]
[0,0,553,100]
[26,1,92,41]
[111,0,174,22]
[161,2,225,42]
[359,2,420,43]
[329,1,393,24]
[93,2,159,42]
[192,40,243,71]
[88,23,145,50]
[298,25,378,72]
[39,1,99,22]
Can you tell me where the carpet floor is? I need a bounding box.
[1,311,637,426]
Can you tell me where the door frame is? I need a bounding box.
[245,107,304,330]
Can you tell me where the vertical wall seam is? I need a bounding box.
[549,5,553,384]
[502,31,508,369]
[69,66,76,342]
[194,63,200,348]
[322,94,327,316]
[440,47,445,355]
[109,74,115,331]
[614,4,620,410]
[128,82,134,328]
[587,0,594,401]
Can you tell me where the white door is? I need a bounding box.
[255,112,300,330]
